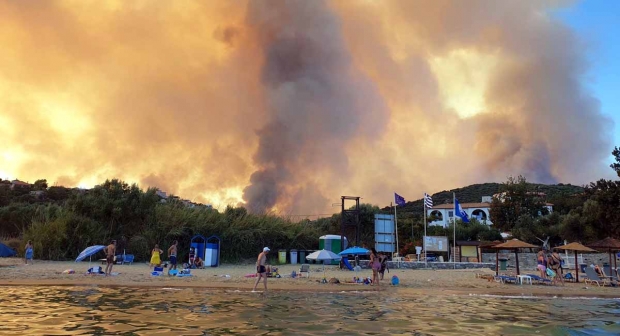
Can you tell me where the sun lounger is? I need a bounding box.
[603,266,618,282]
[584,267,610,286]
[525,274,552,285]
[494,275,517,284]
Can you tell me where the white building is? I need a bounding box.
[426,196,553,228]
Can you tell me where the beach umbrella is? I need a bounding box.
[492,239,538,276]
[554,242,597,283]
[75,245,106,270]
[588,237,620,272]
[306,249,341,279]
[338,246,370,256]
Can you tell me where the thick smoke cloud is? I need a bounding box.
[0,0,613,215]
[241,1,387,213]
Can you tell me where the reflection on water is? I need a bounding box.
[0,286,619,335]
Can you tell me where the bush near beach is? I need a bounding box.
[1,147,619,262]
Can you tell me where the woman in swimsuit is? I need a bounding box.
[370,248,381,288]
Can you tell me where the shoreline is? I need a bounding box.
[2,259,619,299]
[1,280,619,299]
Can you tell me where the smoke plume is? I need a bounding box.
[0,0,613,215]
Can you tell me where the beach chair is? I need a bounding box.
[603,266,618,281]
[584,267,610,286]
[525,274,552,285]
[299,264,310,278]
[122,254,134,265]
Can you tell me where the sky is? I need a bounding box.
[0,0,617,215]
[553,0,620,162]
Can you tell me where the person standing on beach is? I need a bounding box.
[370,248,381,288]
[548,252,564,285]
[150,244,163,267]
[24,240,34,265]
[252,247,270,292]
[536,250,547,278]
[104,240,116,276]
[168,240,178,271]
[378,252,388,280]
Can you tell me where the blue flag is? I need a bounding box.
[395,193,406,206]
[454,199,470,223]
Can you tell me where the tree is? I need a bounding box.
[611,146,620,178]
[33,179,48,191]
[489,175,548,232]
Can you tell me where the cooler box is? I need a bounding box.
[290,249,298,264]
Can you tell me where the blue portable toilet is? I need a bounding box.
[205,235,221,267]
[190,235,206,264]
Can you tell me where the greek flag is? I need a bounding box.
[424,193,433,208]
[454,198,470,223]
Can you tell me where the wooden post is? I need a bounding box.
[515,249,520,275]
[495,249,499,276]
[574,251,579,283]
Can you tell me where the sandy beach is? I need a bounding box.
[1,258,619,298]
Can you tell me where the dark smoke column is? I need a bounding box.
[242,0,386,213]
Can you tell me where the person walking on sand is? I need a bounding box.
[24,240,34,265]
[252,247,270,293]
[104,240,116,276]
[168,240,178,271]
[370,248,381,288]
[150,244,163,267]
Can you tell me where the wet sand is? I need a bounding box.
[1,258,618,297]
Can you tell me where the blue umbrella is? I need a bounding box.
[339,246,370,256]
[75,245,106,262]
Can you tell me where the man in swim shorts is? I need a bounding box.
[168,240,178,272]
[104,240,116,276]
[252,247,270,292]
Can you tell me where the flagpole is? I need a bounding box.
[453,192,456,269]
[394,202,399,268]
[423,200,427,268]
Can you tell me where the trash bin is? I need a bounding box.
[278,249,287,264]
[290,249,298,264]
[499,258,508,271]
[299,250,306,264]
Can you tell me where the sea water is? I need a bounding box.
[0,286,619,335]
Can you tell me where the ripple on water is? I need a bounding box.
[0,286,619,335]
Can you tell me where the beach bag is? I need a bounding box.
[391,275,399,286]
[546,268,556,278]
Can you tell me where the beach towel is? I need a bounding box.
[25,247,34,260]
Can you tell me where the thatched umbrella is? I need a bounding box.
[554,242,597,282]
[492,239,538,275]
[588,237,620,271]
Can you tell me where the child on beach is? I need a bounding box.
[24,240,34,265]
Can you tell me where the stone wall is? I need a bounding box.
[358,260,495,270]
[481,252,618,271]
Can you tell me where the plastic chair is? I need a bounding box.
[122,254,134,265]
